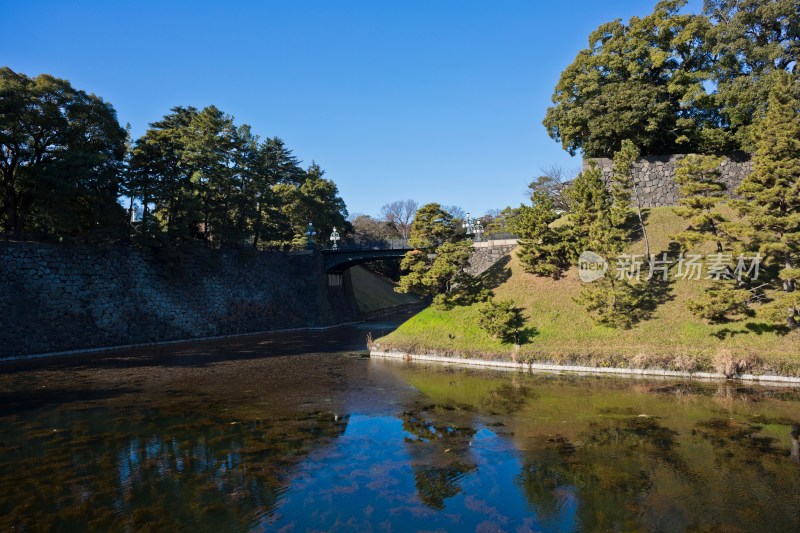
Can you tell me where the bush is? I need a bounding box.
[478,299,526,344]
[686,284,750,323]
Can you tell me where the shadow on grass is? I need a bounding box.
[628,208,651,243]
[745,322,792,336]
[481,255,512,291]
[627,241,680,326]
[706,318,793,340]
[710,328,751,340]
[516,326,539,345]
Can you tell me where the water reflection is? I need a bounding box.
[1,343,800,531]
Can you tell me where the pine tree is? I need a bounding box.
[511,192,572,279]
[478,299,526,344]
[612,140,650,260]
[397,204,482,308]
[672,154,728,252]
[733,71,800,328]
[686,284,751,323]
[670,154,748,324]
[570,164,641,328]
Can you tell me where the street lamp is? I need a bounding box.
[474,219,484,242]
[329,226,340,250]
[305,222,317,249]
[462,213,474,235]
[462,213,484,242]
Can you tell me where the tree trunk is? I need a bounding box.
[3,188,17,236]
[630,175,650,261]
[14,192,33,240]
[785,252,796,292]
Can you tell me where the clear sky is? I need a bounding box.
[2,0,702,218]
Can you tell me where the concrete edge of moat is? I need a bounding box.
[369,350,800,386]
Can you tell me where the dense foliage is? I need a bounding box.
[543,0,799,157]
[508,192,572,279]
[127,106,348,249]
[0,67,127,241]
[397,203,485,309]
[0,68,349,248]
[478,299,526,344]
[672,154,729,252]
[732,71,800,326]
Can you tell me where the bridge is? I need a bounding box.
[319,238,518,287]
[321,240,412,286]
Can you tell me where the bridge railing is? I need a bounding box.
[329,238,412,251]
[327,234,519,252]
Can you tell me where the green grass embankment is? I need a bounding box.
[374,207,800,376]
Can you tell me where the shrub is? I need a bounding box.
[478,299,526,344]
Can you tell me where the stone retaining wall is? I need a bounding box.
[0,243,353,358]
[584,153,752,207]
[468,240,518,276]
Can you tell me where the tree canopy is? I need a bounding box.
[543,0,799,157]
[1,68,350,249]
[126,106,348,249]
[0,67,127,240]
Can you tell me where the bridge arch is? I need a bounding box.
[322,247,411,286]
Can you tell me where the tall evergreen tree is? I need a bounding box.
[406,203,456,250]
[671,154,750,323]
[511,192,572,279]
[127,108,348,250]
[612,140,650,260]
[570,165,643,328]
[128,106,200,244]
[184,106,243,246]
[672,154,728,252]
[0,67,127,240]
[733,72,800,327]
[397,204,481,308]
[250,137,302,248]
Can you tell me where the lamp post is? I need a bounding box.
[474,219,484,242]
[305,222,317,249]
[462,213,474,235]
[329,226,340,250]
[462,213,484,242]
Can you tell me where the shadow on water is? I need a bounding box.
[4,314,800,531]
[0,386,142,415]
[0,306,426,375]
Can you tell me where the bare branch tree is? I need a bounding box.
[380,199,418,239]
[526,165,578,212]
[443,205,466,221]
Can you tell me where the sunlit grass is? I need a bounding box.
[375,206,800,375]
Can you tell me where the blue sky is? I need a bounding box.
[2,0,702,218]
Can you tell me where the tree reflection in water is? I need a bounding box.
[401,410,478,510]
[395,363,800,532]
[0,407,350,531]
[3,353,800,531]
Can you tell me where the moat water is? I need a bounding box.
[1,310,799,532]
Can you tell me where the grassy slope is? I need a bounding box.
[349,265,419,314]
[374,207,800,376]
